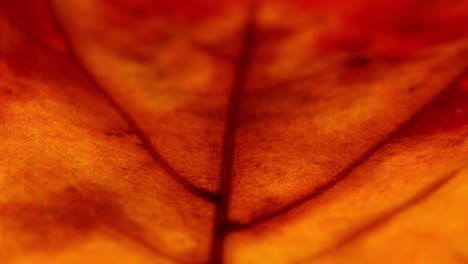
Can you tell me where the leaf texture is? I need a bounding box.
[1,0,468,263]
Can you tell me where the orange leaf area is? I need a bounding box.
[1,0,468,263]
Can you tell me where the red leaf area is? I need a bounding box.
[101,0,237,22]
[7,0,468,61]
[293,0,468,60]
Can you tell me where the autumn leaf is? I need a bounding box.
[1,0,468,263]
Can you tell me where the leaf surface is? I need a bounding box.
[1,0,468,263]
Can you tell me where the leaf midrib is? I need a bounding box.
[209,3,259,263]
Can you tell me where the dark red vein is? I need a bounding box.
[305,167,466,263]
[229,64,468,230]
[209,5,258,264]
[46,2,216,203]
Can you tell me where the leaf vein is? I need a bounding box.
[229,65,468,230]
[46,2,216,203]
[209,3,259,263]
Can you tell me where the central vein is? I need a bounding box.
[210,5,258,264]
